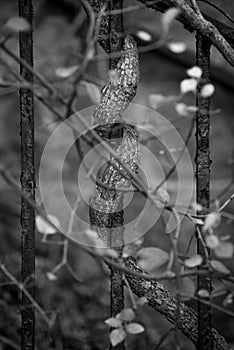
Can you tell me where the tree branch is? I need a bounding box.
[124,257,231,350]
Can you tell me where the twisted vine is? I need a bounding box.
[89,35,140,248]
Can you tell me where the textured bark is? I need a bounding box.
[89,34,140,350]
[124,258,231,350]
[18,0,35,349]
[195,33,212,350]
[88,2,140,348]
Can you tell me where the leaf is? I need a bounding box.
[180,78,198,94]
[214,242,234,259]
[152,188,170,208]
[175,103,198,117]
[126,323,144,334]
[87,46,95,60]
[223,293,233,307]
[55,65,79,78]
[85,82,101,104]
[191,202,203,212]
[187,66,202,79]
[192,218,204,226]
[162,8,180,34]
[46,272,58,281]
[205,234,220,249]
[85,229,98,241]
[105,317,122,328]
[175,103,189,117]
[184,254,203,268]
[210,260,231,274]
[136,30,152,42]
[36,214,60,235]
[148,94,175,110]
[167,42,186,53]
[180,277,196,301]
[4,17,30,32]
[137,247,169,273]
[110,328,126,346]
[201,84,215,98]
[203,212,221,233]
[117,308,135,322]
[197,289,210,298]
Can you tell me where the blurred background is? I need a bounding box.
[0,0,234,349]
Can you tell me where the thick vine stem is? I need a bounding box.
[124,257,231,350]
[89,35,140,247]
[88,33,140,350]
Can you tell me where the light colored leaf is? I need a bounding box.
[193,218,204,225]
[162,8,180,34]
[167,42,186,53]
[214,242,234,259]
[203,212,221,233]
[184,254,202,268]
[137,247,169,273]
[175,103,189,117]
[110,328,126,346]
[187,66,202,79]
[5,17,30,32]
[148,94,175,110]
[223,293,233,307]
[105,317,122,328]
[85,82,101,104]
[201,84,215,98]
[36,214,60,235]
[205,234,220,249]
[85,229,99,241]
[152,188,170,208]
[136,30,152,42]
[191,202,203,212]
[55,65,79,78]
[126,323,144,334]
[210,260,231,274]
[87,46,95,60]
[46,272,58,281]
[180,78,198,94]
[197,289,210,298]
[117,308,135,322]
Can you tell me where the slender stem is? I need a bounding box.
[18,0,35,349]
[195,32,212,350]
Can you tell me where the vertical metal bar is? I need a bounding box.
[18,1,35,349]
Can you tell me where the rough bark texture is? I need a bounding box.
[89,39,140,350]
[88,2,140,347]
[18,0,35,349]
[124,258,231,350]
[195,33,212,350]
